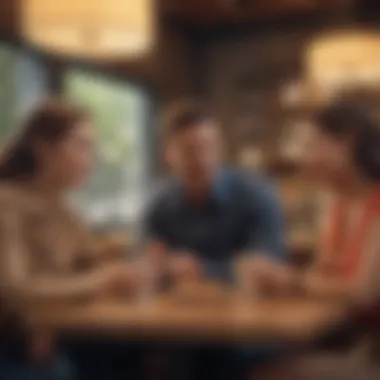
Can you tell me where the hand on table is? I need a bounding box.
[301,272,352,300]
[146,241,169,274]
[99,263,141,295]
[168,253,203,283]
[239,256,293,296]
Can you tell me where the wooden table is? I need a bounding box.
[25,295,349,344]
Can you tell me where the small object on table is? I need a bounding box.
[234,254,259,298]
[135,256,161,303]
[97,232,129,262]
[168,279,232,306]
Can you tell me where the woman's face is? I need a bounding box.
[39,119,94,190]
[299,122,352,185]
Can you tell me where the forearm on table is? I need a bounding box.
[302,273,354,300]
[79,247,119,267]
[4,272,101,302]
[319,280,354,301]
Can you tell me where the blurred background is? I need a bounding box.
[1,0,380,258]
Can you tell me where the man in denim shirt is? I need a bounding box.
[145,101,286,379]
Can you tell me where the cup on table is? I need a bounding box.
[135,256,161,303]
[234,254,259,299]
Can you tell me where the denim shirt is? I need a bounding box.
[145,168,286,281]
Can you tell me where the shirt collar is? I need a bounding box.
[173,169,230,211]
[212,169,230,205]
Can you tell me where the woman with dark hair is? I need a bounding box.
[251,99,380,378]
[255,99,380,301]
[0,99,139,379]
[300,100,380,299]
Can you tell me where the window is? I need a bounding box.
[65,70,150,225]
[0,45,150,226]
[0,44,47,141]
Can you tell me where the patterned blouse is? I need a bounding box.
[318,188,380,305]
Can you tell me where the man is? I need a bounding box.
[146,100,285,280]
[144,101,286,379]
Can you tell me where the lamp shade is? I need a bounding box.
[307,31,380,88]
[21,0,154,60]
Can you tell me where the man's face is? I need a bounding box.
[165,121,222,185]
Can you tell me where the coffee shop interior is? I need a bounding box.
[1,0,380,379]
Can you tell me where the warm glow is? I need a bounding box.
[307,31,380,90]
[21,0,154,60]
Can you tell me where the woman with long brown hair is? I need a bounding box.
[251,98,380,378]
[0,99,138,379]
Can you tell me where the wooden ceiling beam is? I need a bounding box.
[0,0,18,34]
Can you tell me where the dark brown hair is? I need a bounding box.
[314,100,380,181]
[163,100,212,138]
[0,98,89,182]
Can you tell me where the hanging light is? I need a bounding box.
[306,30,380,91]
[21,0,154,60]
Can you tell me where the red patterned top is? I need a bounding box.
[319,188,380,327]
[319,188,380,280]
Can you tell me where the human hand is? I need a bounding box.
[100,263,140,295]
[237,256,293,296]
[146,241,169,273]
[301,272,349,299]
[168,253,202,283]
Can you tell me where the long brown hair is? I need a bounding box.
[0,99,88,182]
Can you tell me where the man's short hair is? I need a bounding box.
[162,100,212,138]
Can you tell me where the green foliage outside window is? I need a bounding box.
[65,70,148,221]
